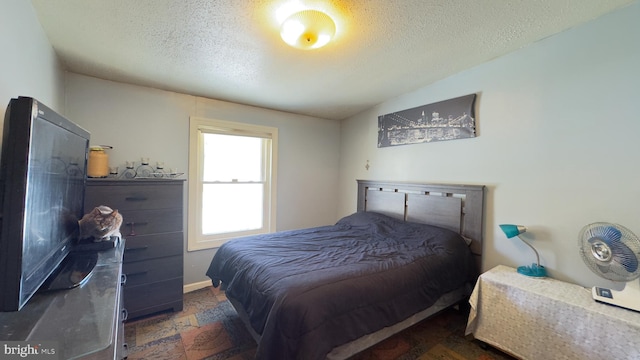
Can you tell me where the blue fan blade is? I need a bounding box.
[600,226,621,242]
[599,226,638,273]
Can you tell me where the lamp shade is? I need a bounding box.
[280,10,336,50]
[499,224,527,239]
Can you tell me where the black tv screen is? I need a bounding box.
[0,97,89,311]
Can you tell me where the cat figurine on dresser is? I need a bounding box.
[78,205,123,242]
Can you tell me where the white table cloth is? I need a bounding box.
[466,265,640,360]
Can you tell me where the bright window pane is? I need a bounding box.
[188,117,277,250]
[202,183,263,234]
[203,133,262,182]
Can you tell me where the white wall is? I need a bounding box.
[64,74,341,285]
[338,2,640,289]
[0,0,340,288]
[4,0,637,291]
[0,0,65,115]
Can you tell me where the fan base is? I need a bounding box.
[517,264,547,277]
[592,286,640,312]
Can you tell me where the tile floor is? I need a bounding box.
[124,286,514,360]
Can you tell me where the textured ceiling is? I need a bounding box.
[30,0,633,120]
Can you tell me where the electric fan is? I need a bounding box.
[578,222,640,312]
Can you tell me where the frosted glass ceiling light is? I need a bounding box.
[280,10,335,50]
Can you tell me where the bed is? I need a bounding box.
[206,180,485,360]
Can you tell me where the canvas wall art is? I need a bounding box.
[377,94,477,148]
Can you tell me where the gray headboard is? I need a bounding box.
[356,180,485,268]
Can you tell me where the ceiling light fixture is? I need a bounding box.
[280,10,336,50]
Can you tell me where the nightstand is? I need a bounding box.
[465,265,640,360]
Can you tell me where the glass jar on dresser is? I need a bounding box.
[85,178,185,320]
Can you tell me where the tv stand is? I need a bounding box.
[0,240,126,359]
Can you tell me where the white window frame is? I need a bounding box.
[188,117,278,251]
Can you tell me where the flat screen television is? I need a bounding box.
[0,97,90,311]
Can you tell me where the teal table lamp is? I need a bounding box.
[499,224,547,277]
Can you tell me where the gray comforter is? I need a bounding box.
[206,211,476,360]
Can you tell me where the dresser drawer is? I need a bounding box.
[124,232,183,263]
[123,255,183,287]
[85,183,182,211]
[123,278,183,316]
[120,208,183,236]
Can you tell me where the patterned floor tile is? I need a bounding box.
[366,335,413,359]
[182,287,221,316]
[181,322,234,360]
[124,287,516,360]
[418,343,467,360]
[210,286,228,302]
[126,333,187,360]
[222,316,255,347]
[134,312,199,346]
[195,300,238,327]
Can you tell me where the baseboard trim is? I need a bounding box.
[183,280,212,293]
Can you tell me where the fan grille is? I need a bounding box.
[578,222,640,282]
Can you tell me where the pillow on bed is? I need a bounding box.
[337,211,474,246]
[335,211,401,227]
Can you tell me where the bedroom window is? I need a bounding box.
[188,117,278,250]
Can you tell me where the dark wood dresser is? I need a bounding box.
[0,241,126,359]
[85,178,185,319]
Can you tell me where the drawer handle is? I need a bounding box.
[126,246,149,252]
[126,270,148,277]
[121,308,128,322]
[121,274,127,285]
[125,221,148,236]
[125,196,148,201]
